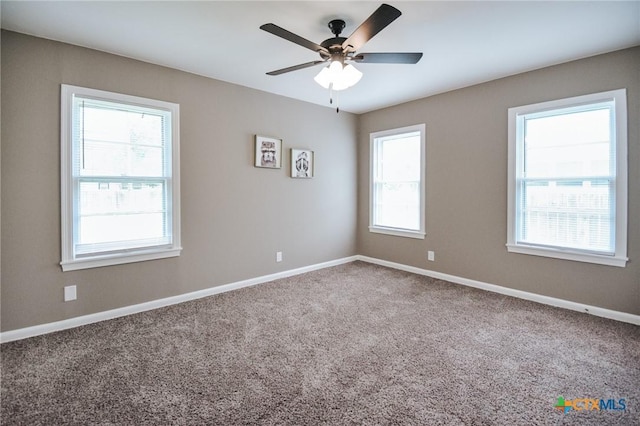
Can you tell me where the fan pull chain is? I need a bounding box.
[327,83,340,113]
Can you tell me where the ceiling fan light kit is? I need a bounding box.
[260,3,422,112]
[314,62,363,91]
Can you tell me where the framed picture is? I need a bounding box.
[255,135,282,168]
[291,149,314,178]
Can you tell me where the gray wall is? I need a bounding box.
[1,31,358,331]
[2,31,638,333]
[358,47,640,316]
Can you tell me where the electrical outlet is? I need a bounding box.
[64,285,77,302]
[428,251,435,262]
[276,251,283,263]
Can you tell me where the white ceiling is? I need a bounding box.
[2,1,639,114]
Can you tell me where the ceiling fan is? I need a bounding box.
[260,3,422,110]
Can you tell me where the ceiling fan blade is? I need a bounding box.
[342,4,402,53]
[352,52,423,64]
[260,23,329,55]
[266,60,326,76]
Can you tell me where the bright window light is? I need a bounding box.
[60,85,181,271]
[370,124,426,239]
[507,89,627,267]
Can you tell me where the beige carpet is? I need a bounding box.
[2,261,639,425]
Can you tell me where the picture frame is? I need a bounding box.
[291,149,314,178]
[255,135,282,168]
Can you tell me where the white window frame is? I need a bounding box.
[369,124,426,239]
[507,89,628,267]
[60,84,181,271]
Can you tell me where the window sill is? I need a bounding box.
[369,226,425,240]
[61,247,182,271]
[506,243,627,268]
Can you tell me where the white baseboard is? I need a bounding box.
[356,255,640,326]
[0,256,358,343]
[2,254,637,343]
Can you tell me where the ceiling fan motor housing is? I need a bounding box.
[320,37,347,61]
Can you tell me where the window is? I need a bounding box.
[507,89,627,267]
[60,85,181,271]
[370,124,426,239]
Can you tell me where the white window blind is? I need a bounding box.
[61,85,181,271]
[507,89,627,267]
[370,124,425,239]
